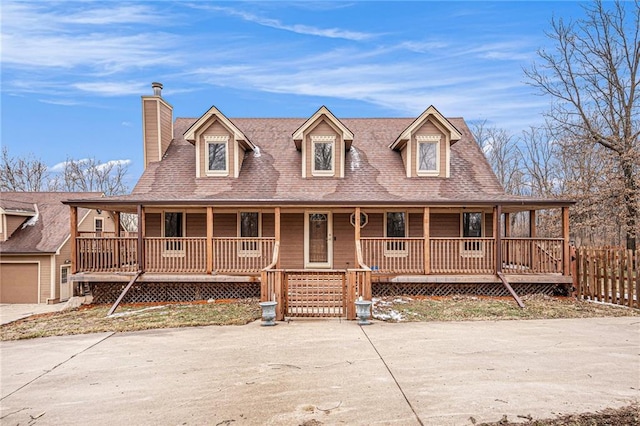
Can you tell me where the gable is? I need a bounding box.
[183,106,254,150]
[390,105,462,151]
[390,105,462,179]
[292,106,354,150]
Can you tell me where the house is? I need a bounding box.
[0,192,114,303]
[64,83,574,319]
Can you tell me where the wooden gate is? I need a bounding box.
[285,271,346,317]
[261,268,372,320]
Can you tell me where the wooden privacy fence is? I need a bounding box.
[260,268,372,320]
[576,247,638,309]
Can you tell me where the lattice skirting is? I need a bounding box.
[373,282,570,298]
[89,282,260,304]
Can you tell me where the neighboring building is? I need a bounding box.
[64,83,574,319]
[0,192,113,303]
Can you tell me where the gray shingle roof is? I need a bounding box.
[129,116,508,203]
[0,192,100,254]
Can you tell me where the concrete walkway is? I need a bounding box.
[0,303,66,325]
[1,317,638,425]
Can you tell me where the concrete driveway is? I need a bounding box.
[1,317,638,425]
[0,303,66,325]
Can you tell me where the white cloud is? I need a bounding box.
[193,5,376,41]
[72,82,149,97]
[38,98,83,106]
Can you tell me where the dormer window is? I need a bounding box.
[312,135,335,176]
[417,135,440,176]
[205,135,229,176]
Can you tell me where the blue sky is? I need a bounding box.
[1,1,588,187]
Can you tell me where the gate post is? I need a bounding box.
[275,271,285,321]
[346,270,356,320]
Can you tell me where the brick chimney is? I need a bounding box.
[141,82,173,169]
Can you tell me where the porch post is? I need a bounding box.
[494,205,502,274]
[529,210,537,237]
[529,210,537,271]
[503,212,510,269]
[423,207,430,274]
[275,207,281,268]
[504,212,510,237]
[206,207,213,274]
[562,206,570,276]
[354,207,361,267]
[70,206,78,274]
[112,211,121,268]
[137,205,145,272]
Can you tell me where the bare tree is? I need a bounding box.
[471,121,526,195]
[0,147,49,191]
[525,0,640,249]
[48,158,129,195]
[518,125,562,198]
[1,150,130,196]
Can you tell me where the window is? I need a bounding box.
[61,266,70,284]
[205,135,228,175]
[416,135,440,175]
[385,212,407,254]
[311,135,335,176]
[462,212,483,254]
[350,212,368,228]
[163,211,184,252]
[94,217,104,235]
[238,212,261,256]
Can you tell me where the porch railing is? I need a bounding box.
[145,237,207,273]
[502,238,563,274]
[214,237,275,273]
[430,238,496,274]
[360,237,424,274]
[77,237,274,274]
[76,236,565,276]
[76,237,138,273]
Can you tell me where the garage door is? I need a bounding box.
[0,263,39,303]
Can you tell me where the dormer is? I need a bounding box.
[0,204,36,242]
[184,106,255,178]
[293,106,354,178]
[390,105,462,178]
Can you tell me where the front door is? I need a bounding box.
[304,212,332,268]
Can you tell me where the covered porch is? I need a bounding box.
[67,201,573,318]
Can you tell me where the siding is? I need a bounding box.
[333,213,355,269]
[4,215,26,240]
[143,99,159,167]
[279,213,304,269]
[213,213,237,237]
[146,213,162,237]
[262,213,275,238]
[159,101,173,158]
[78,210,116,233]
[431,213,459,237]
[187,213,206,237]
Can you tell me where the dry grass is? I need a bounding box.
[0,299,261,341]
[2,295,638,341]
[476,402,639,425]
[373,294,640,322]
